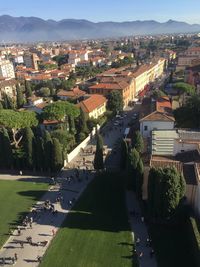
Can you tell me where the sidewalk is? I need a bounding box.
[126,191,157,267]
[0,145,95,267]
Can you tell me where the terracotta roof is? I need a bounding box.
[140,110,175,122]
[156,97,172,113]
[35,102,48,109]
[89,81,129,91]
[57,87,86,98]
[77,94,107,113]
[140,96,174,122]
[150,156,183,173]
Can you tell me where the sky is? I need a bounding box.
[0,0,200,24]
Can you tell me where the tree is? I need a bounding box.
[25,80,32,98]
[2,93,15,109]
[46,80,55,96]
[174,82,195,96]
[61,80,76,91]
[0,127,13,169]
[94,134,104,170]
[16,85,25,108]
[51,129,75,155]
[43,131,52,172]
[43,101,80,121]
[132,131,144,153]
[120,139,128,170]
[174,95,200,128]
[135,158,144,198]
[33,136,44,171]
[107,90,123,114]
[0,110,38,148]
[78,109,89,136]
[51,138,63,172]
[23,127,34,169]
[0,102,3,110]
[38,87,50,97]
[68,116,76,135]
[126,148,140,189]
[147,167,186,221]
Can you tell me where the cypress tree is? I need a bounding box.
[126,148,140,189]
[0,128,13,169]
[79,109,89,135]
[51,138,63,172]
[33,136,44,171]
[43,131,52,172]
[0,101,3,109]
[69,116,76,135]
[16,84,25,108]
[94,134,104,170]
[120,139,128,170]
[25,80,32,98]
[23,127,34,169]
[132,131,144,153]
[136,158,144,198]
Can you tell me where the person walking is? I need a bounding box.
[14,253,18,261]
[52,229,56,236]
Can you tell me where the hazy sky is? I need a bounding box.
[0,0,200,24]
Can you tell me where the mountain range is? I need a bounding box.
[0,15,200,42]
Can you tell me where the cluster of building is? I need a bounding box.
[137,93,200,217]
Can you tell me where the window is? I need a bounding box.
[144,125,148,131]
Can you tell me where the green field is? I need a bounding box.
[0,179,48,248]
[40,172,137,267]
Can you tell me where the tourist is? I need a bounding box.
[136,237,140,245]
[139,251,143,258]
[20,241,24,248]
[17,228,21,236]
[14,253,18,261]
[37,256,42,263]
[52,229,56,236]
[150,249,155,258]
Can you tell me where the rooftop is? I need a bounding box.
[77,94,107,113]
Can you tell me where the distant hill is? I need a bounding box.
[0,15,200,42]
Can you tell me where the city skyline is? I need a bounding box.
[0,0,200,24]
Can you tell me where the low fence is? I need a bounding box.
[65,125,100,165]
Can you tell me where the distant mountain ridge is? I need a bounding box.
[0,15,200,42]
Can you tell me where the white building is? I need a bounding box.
[0,60,15,79]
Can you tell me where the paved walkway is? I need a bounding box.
[0,150,95,266]
[126,191,157,267]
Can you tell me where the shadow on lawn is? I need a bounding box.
[119,242,139,267]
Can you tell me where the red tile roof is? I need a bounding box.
[77,94,107,113]
[57,87,86,98]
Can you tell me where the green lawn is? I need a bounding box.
[40,172,137,267]
[149,223,196,267]
[0,179,48,248]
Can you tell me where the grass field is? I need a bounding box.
[0,179,48,248]
[40,172,137,267]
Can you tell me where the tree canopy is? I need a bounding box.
[132,131,144,153]
[107,90,123,114]
[174,95,200,128]
[148,167,186,221]
[174,82,195,96]
[0,110,38,147]
[42,101,80,121]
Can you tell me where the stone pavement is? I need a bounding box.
[0,151,95,267]
[126,191,157,267]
